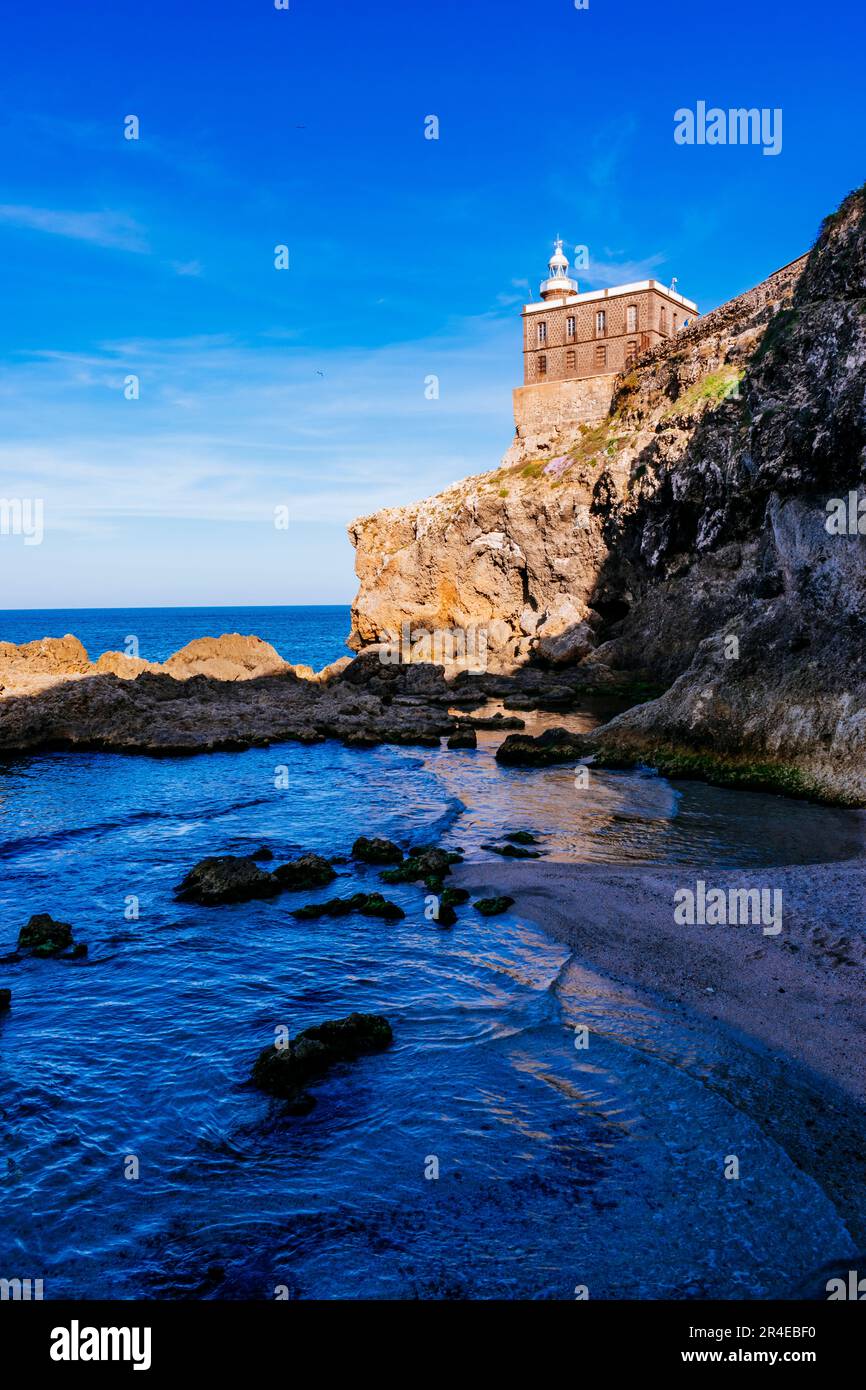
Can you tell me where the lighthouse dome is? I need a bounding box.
[540,237,578,300]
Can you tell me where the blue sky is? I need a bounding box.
[1,0,863,608]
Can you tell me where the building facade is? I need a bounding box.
[521,239,699,385]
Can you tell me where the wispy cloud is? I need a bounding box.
[0,315,517,536]
[0,204,148,253]
[581,251,668,288]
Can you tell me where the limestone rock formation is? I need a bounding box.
[162,634,288,681]
[348,185,866,803]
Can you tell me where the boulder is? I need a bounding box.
[163,634,289,682]
[273,852,335,890]
[93,651,152,678]
[447,727,478,749]
[432,903,457,927]
[251,1011,394,1108]
[0,635,90,675]
[495,727,590,766]
[474,896,516,916]
[351,836,404,865]
[17,913,78,956]
[175,856,280,905]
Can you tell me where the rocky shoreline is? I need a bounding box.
[2,188,865,808]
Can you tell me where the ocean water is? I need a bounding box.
[0,605,353,671]
[0,607,862,1299]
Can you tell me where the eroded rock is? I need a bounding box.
[251,1011,394,1109]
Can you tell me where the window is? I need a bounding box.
[595,309,606,337]
[625,340,638,367]
[672,314,678,332]
[594,344,607,368]
[537,321,547,346]
[627,305,638,333]
[566,315,576,340]
[566,348,576,370]
[659,306,667,333]
[538,354,547,376]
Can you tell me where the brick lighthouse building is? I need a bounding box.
[511,239,698,448]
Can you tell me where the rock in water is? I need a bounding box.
[251,1012,394,1107]
[351,836,404,865]
[17,914,79,957]
[504,830,538,844]
[272,853,335,890]
[447,727,478,749]
[175,856,280,905]
[291,893,404,921]
[0,988,11,1010]
[433,903,457,927]
[474,896,516,916]
[440,887,470,907]
[482,842,542,859]
[495,727,590,766]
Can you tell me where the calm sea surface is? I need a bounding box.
[0,605,352,670]
[0,607,861,1298]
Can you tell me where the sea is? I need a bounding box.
[0,606,861,1298]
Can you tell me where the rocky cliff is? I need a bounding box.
[349,185,866,803]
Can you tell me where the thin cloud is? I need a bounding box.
[0,204,148,253]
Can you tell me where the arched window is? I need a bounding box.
[595,309,606,337]
[660,306,667,333]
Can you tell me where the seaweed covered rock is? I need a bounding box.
[17,914,83,958]
[495,727,590,766]
[351,836,404,865]
[251,1011,394,1108]
[175,856,280,905]
[381,845,462,889]
[291,893,405,921]
[273,852,335,891]
[474,896,515,916]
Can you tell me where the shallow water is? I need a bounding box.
[1,723,862,1299]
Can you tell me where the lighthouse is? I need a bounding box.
[539,238,579,302]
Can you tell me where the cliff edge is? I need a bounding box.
[349,186,866,803]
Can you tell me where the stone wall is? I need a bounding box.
[506,374,618,464]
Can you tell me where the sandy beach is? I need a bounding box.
[454,848,866,1257]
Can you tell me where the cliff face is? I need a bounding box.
[349,186,866,802]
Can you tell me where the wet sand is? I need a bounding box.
[453,852,866,1254]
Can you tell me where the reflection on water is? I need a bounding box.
[0,722,862,1299]
[443,707,866,867]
